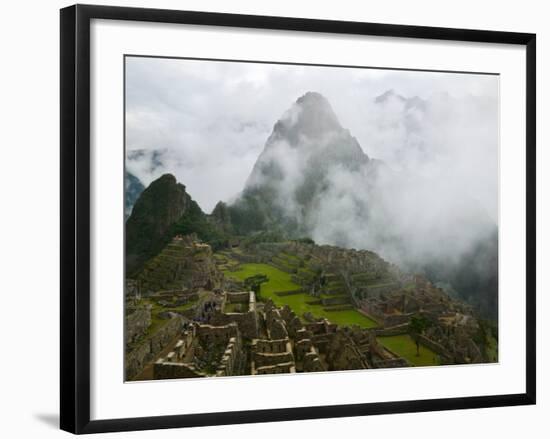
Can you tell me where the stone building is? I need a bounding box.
[209,291,259,338]
[153,322,245,379]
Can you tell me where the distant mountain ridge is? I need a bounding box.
[125,171,144,219]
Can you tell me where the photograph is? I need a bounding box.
[0,0,542,437]
[124,56,500,381]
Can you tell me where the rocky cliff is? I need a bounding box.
[126,174,194,275]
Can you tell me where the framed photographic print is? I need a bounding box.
[60,4,536,434]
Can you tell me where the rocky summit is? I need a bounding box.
[247,91,369,186]
[227,92,373,236]
[126,174,195,274]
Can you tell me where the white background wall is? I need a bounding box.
[0,0,546,437]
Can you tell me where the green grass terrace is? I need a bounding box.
[378,334,440,367]
[222,262,377,329]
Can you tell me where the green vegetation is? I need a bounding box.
[241,230,285,245]
[164,301,197,313]
[224,303,246,313]
[378,335,440,367]
[409,315,433,356]
[170,199,229,251]
[126,297,195,350]
[244,274,269,301]
[292,237,315,245]
[224,263,297,295]
[225,192,270,234]
[485,334,498,362]
[224,262,377,329]
[474,318,499,362]
[126,173,231,275]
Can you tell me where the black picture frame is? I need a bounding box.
[60,4,536,434]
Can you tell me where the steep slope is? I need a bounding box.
[126,174,227,276]
[126,174,194,275]
[228,91,371,235]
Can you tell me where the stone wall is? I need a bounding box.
[374,324,409,337]
[210,309,258,339]
[302,350,324,372]
[274,289,305,296]
[252,338,289,354]
[414,334,452,361]
[269,260,296,274]
[196,322,239,344]
[209,291,259,339]
[362,282,402,298]
[153,322,245,378]
[253,351,294,368]
[383,313,412,328]
[264,308,288,339]
[254,362,296,374]
[216,335,244,376]
[125,315,184,380]
[153,361,206,379]
[125,306,151,345]
[226,291,250,303]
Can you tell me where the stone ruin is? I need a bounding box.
[153,322,245,379]
[125,234,492,380]
[357,275,487,365]
[125,304,152,346]
[136,235,224,295]
[249,299,407,374]
[251,338,296,375]
[125,314,186,380]
[208,291,259,339]
[222,239,405,316]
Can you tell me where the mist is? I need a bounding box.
[237,87,497,272]
[125,56,498,222]
[125,56,499,280]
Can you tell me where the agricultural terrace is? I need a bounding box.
[223,262,378,329]
[378,334,440,367]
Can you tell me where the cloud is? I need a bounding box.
[125,56,498,235]
[233,88,498,270]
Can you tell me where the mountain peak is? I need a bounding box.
[375,89,426,111]
[296,91,331,106]
[269,91,342,144]
[232,92,370,235]
[126,173,194,274]
[375,89,405,104]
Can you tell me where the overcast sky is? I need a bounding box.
[125,56,499,217]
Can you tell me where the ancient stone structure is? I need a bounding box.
[125,279,142,305]
[125,234,492,380]
[136,235,224,295]
[125,305,152,345]
[229,240,406,316]
[358,276,486,364]
[125,315,185,380]
[209,291,259,338]
[251,338,296,374]
[153,322,245,379]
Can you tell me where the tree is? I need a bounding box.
[409,315,432,356]
[244,274,269,300]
